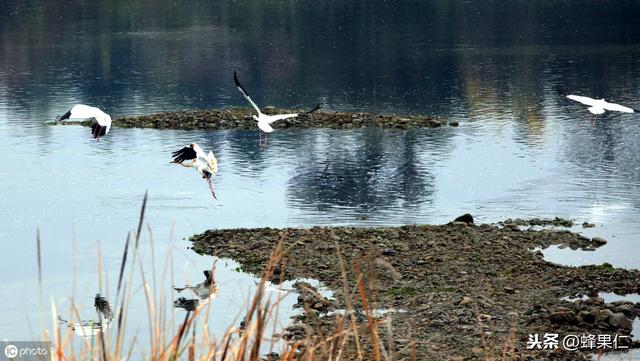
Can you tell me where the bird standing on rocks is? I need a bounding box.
[234,71,321,147]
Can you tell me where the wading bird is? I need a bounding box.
[174,270,218,299]
[234,71,321,146]
[56,104,112,140]
[171,143,218,200]
[558,88,638,125]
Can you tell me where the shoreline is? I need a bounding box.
[55,107,450,130]
[189,217,640,360]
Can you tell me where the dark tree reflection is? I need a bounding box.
[286,129,454,216]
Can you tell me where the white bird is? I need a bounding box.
[234,71,320,146]
[171,143,218,200]
[559,88,638,125]
[56,104,112,140]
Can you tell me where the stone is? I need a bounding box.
[614,303,637,318]
[590,297,604,304]
[453,213,474,224]
[383,248,398,256]
[608,312,632,330]
[577,310,596,324]
[549,307,577,324]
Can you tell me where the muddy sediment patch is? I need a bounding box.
[190,219,640,360]
[55,107,446,130]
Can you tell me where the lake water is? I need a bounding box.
[2,0,640,357]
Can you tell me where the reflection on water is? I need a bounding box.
[287,129,448,215]
[58,294,114,338]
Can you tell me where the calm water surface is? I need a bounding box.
[2,0,640,354]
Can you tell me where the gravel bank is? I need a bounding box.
[190,218,640,360]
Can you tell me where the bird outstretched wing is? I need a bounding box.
[56,110,72,122]
[234,71,262,115]
[305,104,321,114]
[266,113,299,124]
[266,104,321,124]
[172,147,198,163]
[206,151,218,173]
[57,104,94,121]
[603,102,634,113]
[567,95,599,107]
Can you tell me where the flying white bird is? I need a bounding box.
[558,88,638,125]
[234,71,320,146]
[56,104,112,140]
[171,143,218,200]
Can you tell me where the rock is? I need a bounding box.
[459,296,473,305]
[608,312,632,330]
[503,286,516,294]
[383,248,398,256]
[504,224,521,232]
[577,310,596,324]
[549,307,577,324]
[263,352,280,361]
[286,324,306,335]
[589,297,604,304]
[448,121,460,127]
[614,303,638,318]
[453,213,474,224]
[591,237,607,246]
[582,222,595,228]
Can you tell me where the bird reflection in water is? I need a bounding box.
[58,294,113,337]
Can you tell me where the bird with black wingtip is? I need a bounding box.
[171,143,219,200]
[234,71,321,147]
[56,104,112,141]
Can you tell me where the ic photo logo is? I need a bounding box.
[2,342,49,360]
[4,345,17,358]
